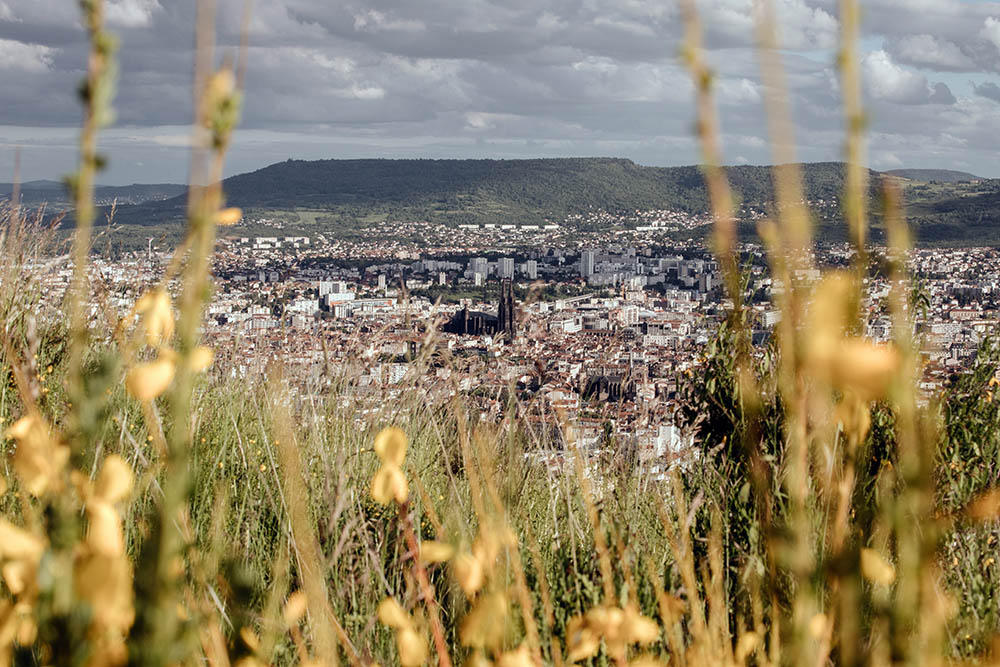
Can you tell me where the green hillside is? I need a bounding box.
[104,158,869,229]
[884,168,980,183]
[43,158,1000,247]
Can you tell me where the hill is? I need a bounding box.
[0,181,185,208]
[32,158,1000,247]
[884,169,980,183]
[104,158,870,231]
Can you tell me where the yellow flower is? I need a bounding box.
[809,613,828,639]
[240,627,261,652]
[75,551,134,634]
[460,593,507,649]
[860,548,895,586]
[465,652,493,667]
[566,604,661,661]
[621,605,659,644]
[371,463,408,505]
[0,519,44,563]
[832,340,900,401]
[6,414,69,497]
[735,631,760,662]
[205,68,236,107]
[283,591,308,625]
[95,455,133,504]
[126,357,176,401]
[374,427,407,466]
[396,627,428,667]
[628,656,664,667]
[135,289,174,347]
[216,207,243,226]
[803,273,900,400]
[2,561,32,595]
[419,540,455,564]
[87,501,125,557]
[0,520,44,599]
[189,346,215,372]
[453,552,485,597]
[496,645,533,667]
[377,597,412,630]
[565,615,601,663]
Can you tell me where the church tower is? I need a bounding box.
[497,279,516,339]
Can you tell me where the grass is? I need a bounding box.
[2,0,1000,666]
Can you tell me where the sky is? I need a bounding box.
[1,0,1000,184]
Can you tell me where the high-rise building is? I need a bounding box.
[580,250,596,278]
[498,257,515,279]
[377,274,387,290]
[523,260,537,280]
[469,257,488,276]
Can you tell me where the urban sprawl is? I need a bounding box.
[36,208,1000,477]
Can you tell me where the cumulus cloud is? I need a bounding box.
[974,81,1000,102]
[2,0,1000,182]
[887,34,976,71]
[981,17,1000,51]
[698,0,838,50]
[862,50,955,105]
[353,9,424,33]
[0,38,53,71]
[105,0,161,28]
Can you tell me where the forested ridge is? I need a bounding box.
[31,157,1000,246]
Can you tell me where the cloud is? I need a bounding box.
[873,151,903,168]
[974,81,1000,102]
[929,82,956,105]
[2,0,1000,183]
[887,34,976,71]
[353,9,424,33]
[981,16,1000,51]
[698,0,838,50]
[862,50,955,105]
[105,0,161,28]
[0,38,53,71]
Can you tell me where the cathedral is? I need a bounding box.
[443,279,517,338]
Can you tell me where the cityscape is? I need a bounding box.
[28,205,1000,481]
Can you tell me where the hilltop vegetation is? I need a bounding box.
[885,168,980,183]
[44,158,1000,247]
[0,180,185,208]
[103,158,865,230]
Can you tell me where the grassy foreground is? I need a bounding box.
[3,1,1000,666]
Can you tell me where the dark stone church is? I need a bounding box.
[443,279,517,338]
